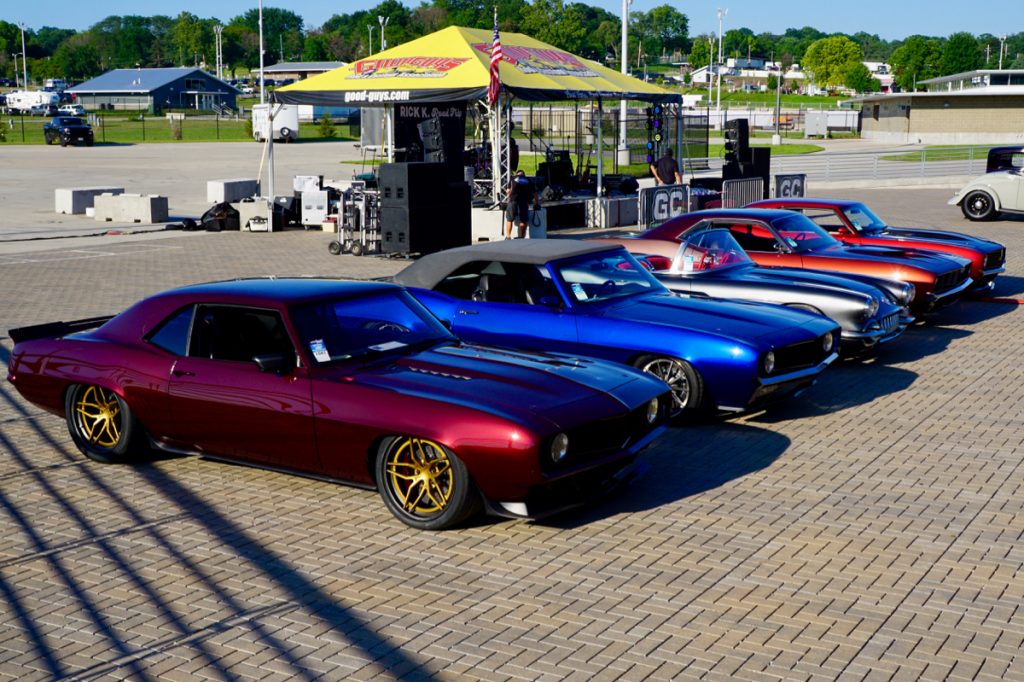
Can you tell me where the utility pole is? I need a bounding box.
[617,0,633,165]
[214,25,223,80]
[19,22,28,88]
[379,15,389,52]
[367,25,374,57]
[12,53,19,88]
[999,35,1007,70]
[716,8,727,130]
[258,0,265,104]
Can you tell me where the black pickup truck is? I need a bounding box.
[43,116,94,146]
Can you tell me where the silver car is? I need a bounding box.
[649,229,913,351]
[949,146,1024,221]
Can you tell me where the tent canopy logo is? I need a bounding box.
[472,44,598,78]
[349,57,469,79]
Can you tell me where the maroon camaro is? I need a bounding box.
[7,278,670,530]
[747,198,1006,294]
[604,209,975,315]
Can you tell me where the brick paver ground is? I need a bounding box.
[1,186,1022,681]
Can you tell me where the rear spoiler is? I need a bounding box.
[9,316,114,344]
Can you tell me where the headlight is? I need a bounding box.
[645,397,659,424]
[901,283,915,304]
[822,333,834,353]
[763,351,775,375]
[866,297,879,319]
[550,433,569,463]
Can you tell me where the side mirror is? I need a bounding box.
[253,353,292,374]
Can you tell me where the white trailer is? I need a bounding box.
[252,103,299,142]
[5,90,60,112]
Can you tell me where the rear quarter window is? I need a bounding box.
[146,306,194,356]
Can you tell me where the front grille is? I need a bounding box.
[552,393,669,469]
[935,266,970,293]
[879,312,900,333]
[984,248,1006,270]
[772,334,831,374]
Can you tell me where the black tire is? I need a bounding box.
[45,133,53,145]
[60,137,67,147]
[279,127,291,141]
[634,355,704,417]
[375,436,481,530]
[962,190,996,221]
[328,240,343,255]
[86,139,94,147]
[64,384,144,463]
[349,242,363,257]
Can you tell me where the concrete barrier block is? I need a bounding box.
[208,179,259,203]
[93,194,168,223]
[55,187,124,215]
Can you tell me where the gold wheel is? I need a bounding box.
[384,438,454,515]
[74,386,123,448]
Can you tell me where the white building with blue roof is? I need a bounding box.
[67,67,241,114]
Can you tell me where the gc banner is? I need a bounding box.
[774,173,807,198]
[638,184,689,227]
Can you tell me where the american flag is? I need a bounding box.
[488,11,502,106]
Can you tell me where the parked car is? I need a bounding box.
[948,146,1024,221]
[6,279,671,530]
[393,241,841,417]
[28,103,58,116]
[239,84,255,95]
[641,229,911,351]
[43,116,94,146]
[607,209,974,315]
[58,104,86,116]
[747,198,1006,294]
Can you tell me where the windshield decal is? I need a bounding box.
[310,339,331,363]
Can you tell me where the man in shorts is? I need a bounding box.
[505,170,540,239]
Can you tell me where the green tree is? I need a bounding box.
[889,35,942,90]
[688,33,714,70]
[802,35,863,90]
[522,0,587,54]
[940,32,982,75]
[52,35,102,79]
[843,61,878,93]
[645,5,689,57]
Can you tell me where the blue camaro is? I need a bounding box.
[393,241,841,416]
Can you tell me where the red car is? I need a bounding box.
[602,208,974,315]
[7,279,670,530]
[747,198,1006,294]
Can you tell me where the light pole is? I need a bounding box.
[617,0,633,165]
[378,15,389,52]
[19,22,28,89]
[12,53,20,88]
[214,25,223,80]
[367,25,374,57]
[716,8,727,130]
[258,0,265,104]
[999,34,1007,70]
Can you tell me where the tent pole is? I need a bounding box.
[596,97,604,199]
[266,103,275,230]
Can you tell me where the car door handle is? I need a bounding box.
[457,309,478,315]
[172,369,196,377]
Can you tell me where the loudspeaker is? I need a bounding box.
[379,181,471,255]
[749,147,771,199]
[378,162,447,207]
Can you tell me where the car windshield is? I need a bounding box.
[671,230,753,273]
[842,203,888,233]
[289,290,455,365]
[553,250,666,303]
[58,117,84,126]
[774,213,842,251]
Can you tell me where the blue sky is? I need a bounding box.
[11,0,1023,40]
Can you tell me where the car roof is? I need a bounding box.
[393,240,625,289]
[677,208,800,221]
[157,277,398,306]
[749,198,859,208]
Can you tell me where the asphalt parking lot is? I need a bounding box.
[1,142,1022,680]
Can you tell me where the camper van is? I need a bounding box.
[251,103,299,142]
[44,78,67,92]
[4,90,60,113]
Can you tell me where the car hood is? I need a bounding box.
[724,266,884,299]
[598,292,832,341]
[871,227,1003,252]
[331,342,661,427]
[808,244,971,271]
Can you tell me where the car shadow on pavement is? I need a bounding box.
[542,422,791,529]
[984,274,1024,299]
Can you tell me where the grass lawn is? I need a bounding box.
[1,114,356,145]
[881,145,999,163]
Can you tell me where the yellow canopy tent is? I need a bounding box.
[275,26,680,106]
